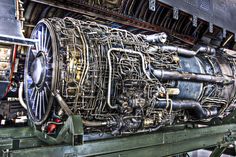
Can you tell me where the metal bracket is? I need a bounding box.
[193,15,198,27]
[223,29,227,38]
[149,0,156,11]
[209,22,213,33]
[173,7,179,20]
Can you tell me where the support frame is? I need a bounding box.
[1,123,236,157]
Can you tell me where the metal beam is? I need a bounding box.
[29,0,196,45]
[0,127,45,154]
[1,124,236,157]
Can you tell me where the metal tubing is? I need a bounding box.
[18,82,27,109]
[107,48,150,109]
[160,46,215,56]
[82,120,108,127]
[152,69,234,84]
[53,91,73,115]
[161,46,196,56]
[144,32,167,43]
[148,45,216,57]
[155,100,218,119]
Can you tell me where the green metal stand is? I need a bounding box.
[34,115,83,145]
[0,123,236,157]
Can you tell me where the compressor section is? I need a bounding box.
[24,17,236,135]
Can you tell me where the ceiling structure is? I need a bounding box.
[22,0,236,48]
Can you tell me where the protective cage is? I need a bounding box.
[24,17,236,138]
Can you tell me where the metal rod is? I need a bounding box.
[53,91,73,115]
[18,82,27,109]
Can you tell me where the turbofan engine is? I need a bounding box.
[24,17,236,136]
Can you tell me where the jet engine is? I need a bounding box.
[24,17,236,135]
